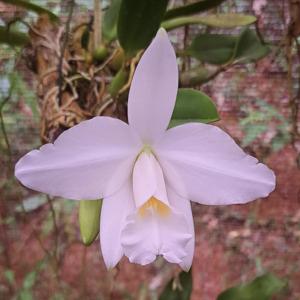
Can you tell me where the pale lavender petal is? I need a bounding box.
[15,117,142,200]
[155,123,276,205]
[128,28,178,144]
[167,188,194,271]
[100,180,135,269]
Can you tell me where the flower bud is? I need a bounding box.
[79,199,102,246]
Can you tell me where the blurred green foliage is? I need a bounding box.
[1,0,58,21]
[0,26,29,47]
[159,270,192,300]
[217,273,287,300]
[240,99,291,151]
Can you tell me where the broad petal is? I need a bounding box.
[155,123,276,205]
[100,181,135,269]
[15,117,142,200]
[128,28,178,144]
[133,152,169,207]
[167,188,194,271]
[121,205,192,266]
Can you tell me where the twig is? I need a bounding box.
[94,48,119,74]
[57,0,75,106]
[295,37,300,119]
[118,51,143,95]
[0,206,12,270]
[80,246,88,297]
[46,196,59,264]
[96,97,114,116]
[201,64,232,85]
[18,200,59,278]
[292,38,300,149]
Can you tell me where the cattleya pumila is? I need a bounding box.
[15,28,275,271]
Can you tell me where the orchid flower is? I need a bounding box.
[15,28,275,271]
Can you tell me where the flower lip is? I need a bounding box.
[138,196,171,218]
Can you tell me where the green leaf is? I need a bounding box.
[162,14,256,31]
[170,88,219,128]
[271,132,291,151]
[19,290,33,300]
[196,14,256,28]
[79,200,102,246]
[159,269,193,300]
[242,124,268,146]
[217,273,287,300]
[103,0,122,42]
[188,29,269,65]
[164,0,226,20]
[0,26,29,47]
[234,28,270,63]
[188,33,237,65]
[1,0,59,22]
[23,271,37,290]
[117,0,169,56]
[4,270,15,285]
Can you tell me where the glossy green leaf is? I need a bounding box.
[234,28,270,63]
[0,26,29,47]
[170,88,219,128]
[1,0,58,22]
[188,33,237,65]
[189,29,269,65]
[117,0,169,56]
[164,0,226,20]
[159,269,192,300]
[103,0,122,42]
[217,273,287,300]
[79,200,102,246]
[162,14,256,31]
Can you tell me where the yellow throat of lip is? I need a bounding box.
[138,197,170,217]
